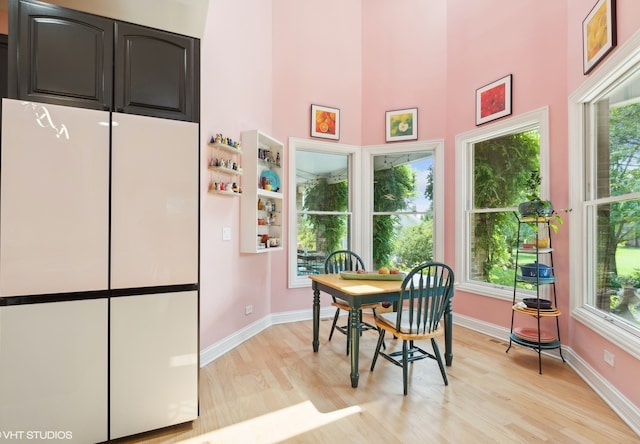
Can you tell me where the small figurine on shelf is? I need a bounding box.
[276,152,280,167]
[232,182,239,193]
[215,134,222,143]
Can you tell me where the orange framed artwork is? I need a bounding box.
[582,0,617,75]
[310,104,340,140]
[475,74,512,126]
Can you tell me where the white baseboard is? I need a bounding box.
[199,307,334,367]
[200,309,639,436]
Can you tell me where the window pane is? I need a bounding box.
[296,151,348,212]
[372,213,433,271]
[473,132,540,209]
[373,153,432,212]
[470,130,540,285]
[594,73,640,200]
[588,199,640,327]
[295,149,351,277]
[296,214,350,276]
[372,152,433,270]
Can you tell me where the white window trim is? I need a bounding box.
[361,141,445,267]
[287,137,361,288]
[455,106,550,300]
[568,28,640,359]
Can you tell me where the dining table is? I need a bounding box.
[309,273,453,388]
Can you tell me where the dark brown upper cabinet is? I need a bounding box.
[9,0,199,122]
[114,22,199,122]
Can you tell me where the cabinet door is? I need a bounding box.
[0,99,110,297]
[110,113,199,289]
[114,22,199,122]
[110,291,198,439]
[10,0,113,110]
[0,299,108,444]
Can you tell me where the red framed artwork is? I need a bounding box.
[310,104,340,140]
[475,74,512,126]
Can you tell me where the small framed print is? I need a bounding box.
[385,108,418,142]
[476,74,512,126]
[310,104,340,140]
[583,0,617,75]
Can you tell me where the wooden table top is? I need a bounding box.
[308,273,402,295]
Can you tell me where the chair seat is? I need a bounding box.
[376,311,442,339]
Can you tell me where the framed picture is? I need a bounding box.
[310,104,340,140]
[385,108,418,142]
[582,0,617,75]
[475,74,512,126]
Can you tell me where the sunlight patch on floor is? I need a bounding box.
[177,401,362,444]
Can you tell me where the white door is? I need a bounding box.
[110,113,198,288]
[110,291,198,439]
[0,99,110,296]
[0,299,108,443]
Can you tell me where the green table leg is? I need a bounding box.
[349,305,361,388]
[444,302,453,366]
[312,284,320,352]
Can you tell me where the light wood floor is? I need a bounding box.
[118,317,638,444]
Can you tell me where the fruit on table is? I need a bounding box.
[356,269,365,274]
[378,267,390,274]
[389,268,400,274]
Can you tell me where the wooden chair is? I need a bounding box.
[324,250,381,355]
[370,261,455,395]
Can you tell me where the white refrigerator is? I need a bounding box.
[0,98,199,442]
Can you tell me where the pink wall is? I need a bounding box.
[270,0,364,312]
[0,12,7,34]
[199,0,275,347]
[199,0,640,411]
[361,0,448,145]
[444,0,570,334]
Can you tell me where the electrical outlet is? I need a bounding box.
[222,227,231,241]
[604,349,615,367]
[245,305,253,315]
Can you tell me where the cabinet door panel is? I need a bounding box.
[0,99,110,296]
[110,113,198,289]
[0,299,108,443]
[110,291,198,439]
[115,22,199,122]
[12,0,113,110]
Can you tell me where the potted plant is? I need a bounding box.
[518,170,569,233]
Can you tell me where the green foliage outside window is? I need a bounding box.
[302,180,348,255]
[372,166,416,268]
[473,131,539,284]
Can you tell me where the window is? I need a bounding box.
[288,138,361,287]
[456,107,550,299]
[289,139,444,287]
[362,142,444,271]
[570,29,640,354]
